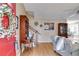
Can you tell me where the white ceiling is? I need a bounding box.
[24,3,79,20]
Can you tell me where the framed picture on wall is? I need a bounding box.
[44,22,54,30]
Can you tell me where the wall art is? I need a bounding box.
[34,21,39,26]
[44,22,54,30]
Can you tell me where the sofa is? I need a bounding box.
[51,36,79,56]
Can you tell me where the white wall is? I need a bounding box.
[16,3,27,55]
[29,16,66,43]
[16,4,27,16]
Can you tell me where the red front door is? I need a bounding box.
[0,36,16,56]
[0,3,16,56]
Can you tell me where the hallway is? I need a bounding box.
[21,43,59,56]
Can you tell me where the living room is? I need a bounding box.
[19,3,79,56]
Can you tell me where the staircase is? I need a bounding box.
[28,25,40,47]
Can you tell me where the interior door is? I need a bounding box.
[20,15,29,44]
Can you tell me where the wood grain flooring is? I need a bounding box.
[21,43,59,56]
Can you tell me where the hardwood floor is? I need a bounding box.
[21,43,59,56]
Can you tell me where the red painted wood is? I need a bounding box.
[0,36,16,56]
[0,3,16,56]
